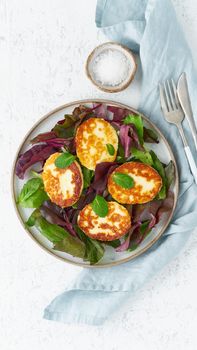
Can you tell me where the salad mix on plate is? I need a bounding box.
[15,103,175,265]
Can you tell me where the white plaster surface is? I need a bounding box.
[1,0,197,349]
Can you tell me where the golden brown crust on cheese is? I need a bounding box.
[108,162,162,204]
[75,117,118,170]
[42,152,83,208]
[78,201,131,241]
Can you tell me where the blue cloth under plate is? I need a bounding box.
[44,0,197,325]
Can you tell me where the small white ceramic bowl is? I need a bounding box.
[85,42,137,93]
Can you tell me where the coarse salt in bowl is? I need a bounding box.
[86,42,137,92]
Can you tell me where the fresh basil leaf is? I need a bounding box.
[123,114,144,145]
[150,150,167,199]
[143,127,159,143]
[82,167,94,189]
[113,172,134,189]
[55,152,76,168]
[18,178,48,208]
[91,195,108,217]
[75,226,104,264]
[165,160,175,189]
[106,143,115,156]
[131,147,153,165]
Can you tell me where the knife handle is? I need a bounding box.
[177,123,197,184]
[185,113,197,150]
[184,146,197,184]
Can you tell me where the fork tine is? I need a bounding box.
[167,80,177,110]
[164,81,172,111]
[171,78,179,107]
[159,84,168,113]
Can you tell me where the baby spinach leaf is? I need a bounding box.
[84,239,104,265]
[82,167,94,189]
[53,236,85,258]
[52,114,79,138]
[53,124,75,138]
[26,209,67,243]
[18,178,48,208]
[30,170,42,179]
[104,239,121,248]
[26,208,41,227]
[116,142,126,163]
[113,172,134,189]
[106,143,115,156]
[55,152,76,168]
[123,114,144,145]
[131,147,153,165]
[139,220,150,235]
[75,226,104,264]
[91,195,108,217]
[26,209,85,258]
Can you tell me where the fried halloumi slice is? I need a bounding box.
[42,152,83,208]
[75,117,118,170]
[78,201,131,241]
[108,162,162,204]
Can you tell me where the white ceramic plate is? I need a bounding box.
[12,99,179,268]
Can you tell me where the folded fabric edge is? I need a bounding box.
[95,0,107,27]
[43,309,107,326]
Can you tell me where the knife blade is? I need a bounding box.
[177,72,197,150]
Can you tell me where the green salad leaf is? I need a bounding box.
[52,114,78,138]
[53,237,85,258]
[131,147,153,165]
[116,142,126,163]
[55,152,76,168]
[113,172,134,189]
[106,143,115,156]
[75,226,104,265]
[123,114,144,145]
[26,209,85,258]
[165,160,175,189]
[30,170,42,178]
[143,127,159,143]
[17,178,48,208]
[150,150,167,199]
[104,239,121,248]
[82,167,94,189]
[91,195,108,217]
[139,220,150,235]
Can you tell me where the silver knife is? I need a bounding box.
[177,72,197,150]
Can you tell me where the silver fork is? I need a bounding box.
[159,79,197,184]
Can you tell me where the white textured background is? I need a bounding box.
[1,0,197,349]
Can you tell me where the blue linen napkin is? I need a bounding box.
[44,0,197,325]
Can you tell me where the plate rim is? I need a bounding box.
[11,99,179,268]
